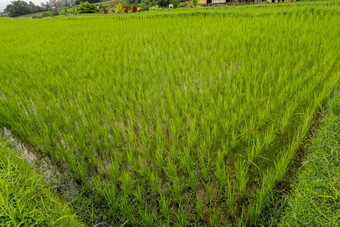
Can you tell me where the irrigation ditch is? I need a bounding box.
[0,127,111,226]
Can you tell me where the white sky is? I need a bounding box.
[0,0,43,12]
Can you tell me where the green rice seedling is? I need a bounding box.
[215,160,227,190]
[138,206,157,226]
[235,160,250,198]
[204,181,214,205]
[121,171,133,195]
[149,172,159,194]
[158,193,171,219]
[209,207,220,227]
[188,170,198,191]
[175,202,190,226]
[195,193,204,221]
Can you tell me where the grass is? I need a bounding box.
[0,1,339,225]
[280,90,340,226]
[0,137,84,226]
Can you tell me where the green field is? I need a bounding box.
[0,2,339,225]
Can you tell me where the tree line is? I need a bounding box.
[5,1,47,17]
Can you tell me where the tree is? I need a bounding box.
[157,0,170,7]
[5,1,45,17]
[75,1,98,14]
[74,0,102,4]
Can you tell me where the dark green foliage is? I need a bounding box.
[132,4,138,13]
[157,0,171,7]
[76,1,99,14]
[5,0,46,17]
[51,9,59,16]
[42,12,50,17]
[32,14,43,19]
[74,0,102,4]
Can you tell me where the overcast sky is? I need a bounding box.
[1,0,43,11]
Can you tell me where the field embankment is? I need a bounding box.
[280,90,340,226]
[0,137,84,226]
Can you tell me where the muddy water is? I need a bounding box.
[1,127,78,197]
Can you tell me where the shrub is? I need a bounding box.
[138,3,150,11]
[187,0,199,8]
[171,0,180,8]
[32,14,43,19]
[122,4,129,13]
[158,0,171,7]
[76,1,99,14]
[115,3,125,14]
[51,9,59,16]
[149,5,161,10]
[102,7,109,14]
[132,4,137,13]
[42,12,50,17]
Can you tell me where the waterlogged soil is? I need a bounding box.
[1,127,78,198]
[1,127,114,226]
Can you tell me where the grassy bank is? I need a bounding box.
[0,138,84,226]
[280,90,340,226]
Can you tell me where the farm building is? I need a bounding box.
[0,12,8,17]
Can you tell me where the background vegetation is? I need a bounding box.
[4,0,46,17]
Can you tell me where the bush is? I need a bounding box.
[74,0,101,4]
[115,3,125,14]
[76,1,99,14]
[149,5,161,10]
[138,3,150,11]
[51,9,59,16]
[157,0,170,7]
[131,4,137,13]
[32,14,43,19]
[101,7,109,14]
[171,0,180,8]
[122,4,129,13]
[42,12,50,17]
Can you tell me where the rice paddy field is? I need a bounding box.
[0,1,339,226]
